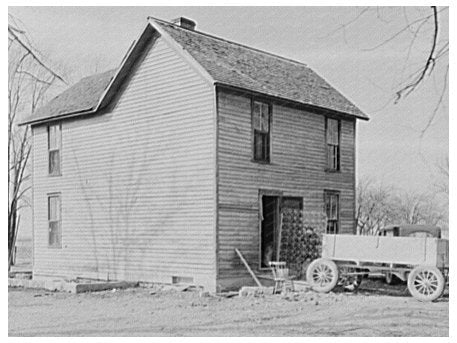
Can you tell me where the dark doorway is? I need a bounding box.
[260,195,304,268]
[260,196,279,268]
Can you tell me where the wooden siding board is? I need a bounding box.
[32,36,217,291]
[216,90,356,284]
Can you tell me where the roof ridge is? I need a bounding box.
[148,16,309,68]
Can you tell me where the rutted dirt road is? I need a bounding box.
[9,280,448,337]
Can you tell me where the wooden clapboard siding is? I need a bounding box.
[216,89,356,285]
[32,34,217,291]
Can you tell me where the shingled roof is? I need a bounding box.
[155,19,367,119]
[26,69,116,124]
[22,17,368,125]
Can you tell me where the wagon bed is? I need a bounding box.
[307,234,449,301]
[321,234,449,268]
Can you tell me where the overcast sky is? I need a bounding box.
[9,6,449,195]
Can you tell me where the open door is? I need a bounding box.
[260,196,279,268]
[260,196,303,268]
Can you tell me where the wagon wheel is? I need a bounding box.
[338,267,363,292]
[407,266,445,302]
[306,258,339,293]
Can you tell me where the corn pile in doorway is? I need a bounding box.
[278,208,325,278]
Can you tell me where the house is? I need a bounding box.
[21,16,369,292]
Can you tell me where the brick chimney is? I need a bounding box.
[171,17,196,31]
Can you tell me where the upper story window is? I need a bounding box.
[326,118,340,171]
[48,194,62,248]
[252,100,271,162]
[48,123,61,176]
[324,190,339,234]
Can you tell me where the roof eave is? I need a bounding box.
[18,107,97,126]
[215,82,369,121]
[20,19,217,127]
[19,23,156,127]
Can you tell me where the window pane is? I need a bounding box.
[49,221,61,246]
[253,102,261,130]
[55,125,61,148]
[327,221,338,234]
[325,195,331,217]
[253,101,270,162]
[49,197,55,220]
[325,192,339,233]
[49,196,60,221]
[254,132,263,160]
[331,195,338,219]
[327,145,333,169]
[327,119,339,145]
[49,151,60,175]
[49,125,55,149]
[49,125,61,150]
[254,132,269,161]
[261,103,269,132]
[327,145,339,170]
[263,133,269,161]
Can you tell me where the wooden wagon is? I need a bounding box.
[306,234,449,301]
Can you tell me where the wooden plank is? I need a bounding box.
[31,36,217,291]
[235,248,262,287]
[216,90,357,277]
[322,234,442,266]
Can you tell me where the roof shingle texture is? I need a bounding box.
[26,19,367,124]
[29,69,116,123]
[156,20,367,119]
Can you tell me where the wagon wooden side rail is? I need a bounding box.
[306,234,449,301]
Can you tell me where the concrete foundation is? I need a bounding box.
[8,277,138,294]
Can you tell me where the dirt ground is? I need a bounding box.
[8,279,448,337]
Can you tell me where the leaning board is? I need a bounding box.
[321,234,449,268]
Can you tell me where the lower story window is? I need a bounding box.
[324,191,339,234]
[48,194,61,248]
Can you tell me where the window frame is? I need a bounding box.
[47,193,62,248]
[324,190,340,234]
[325,117,341,172]
[251,99,272,163]
[48,123,62,176]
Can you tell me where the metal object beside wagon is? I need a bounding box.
[306,234,449,301]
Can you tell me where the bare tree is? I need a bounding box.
[392,191,446,226]
[356,177,448,235]
[8,14,66,271]
[356,178,396,235]
[329,6,448,132]
[434,155,449,196]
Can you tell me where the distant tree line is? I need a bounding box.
[356,172,448,236]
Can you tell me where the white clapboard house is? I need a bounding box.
[21,17,369,292]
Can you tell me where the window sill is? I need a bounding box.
[251,159,271,165]
[47,245,62,249]
[48,173,62,177]
[325,169,341,173]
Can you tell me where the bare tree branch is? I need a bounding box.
[420,64,448,137]
[395,6,440,102]
[8,15,62,271]
[17,70,54,85]
[8,26,67,85]
[323,7,370,38]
